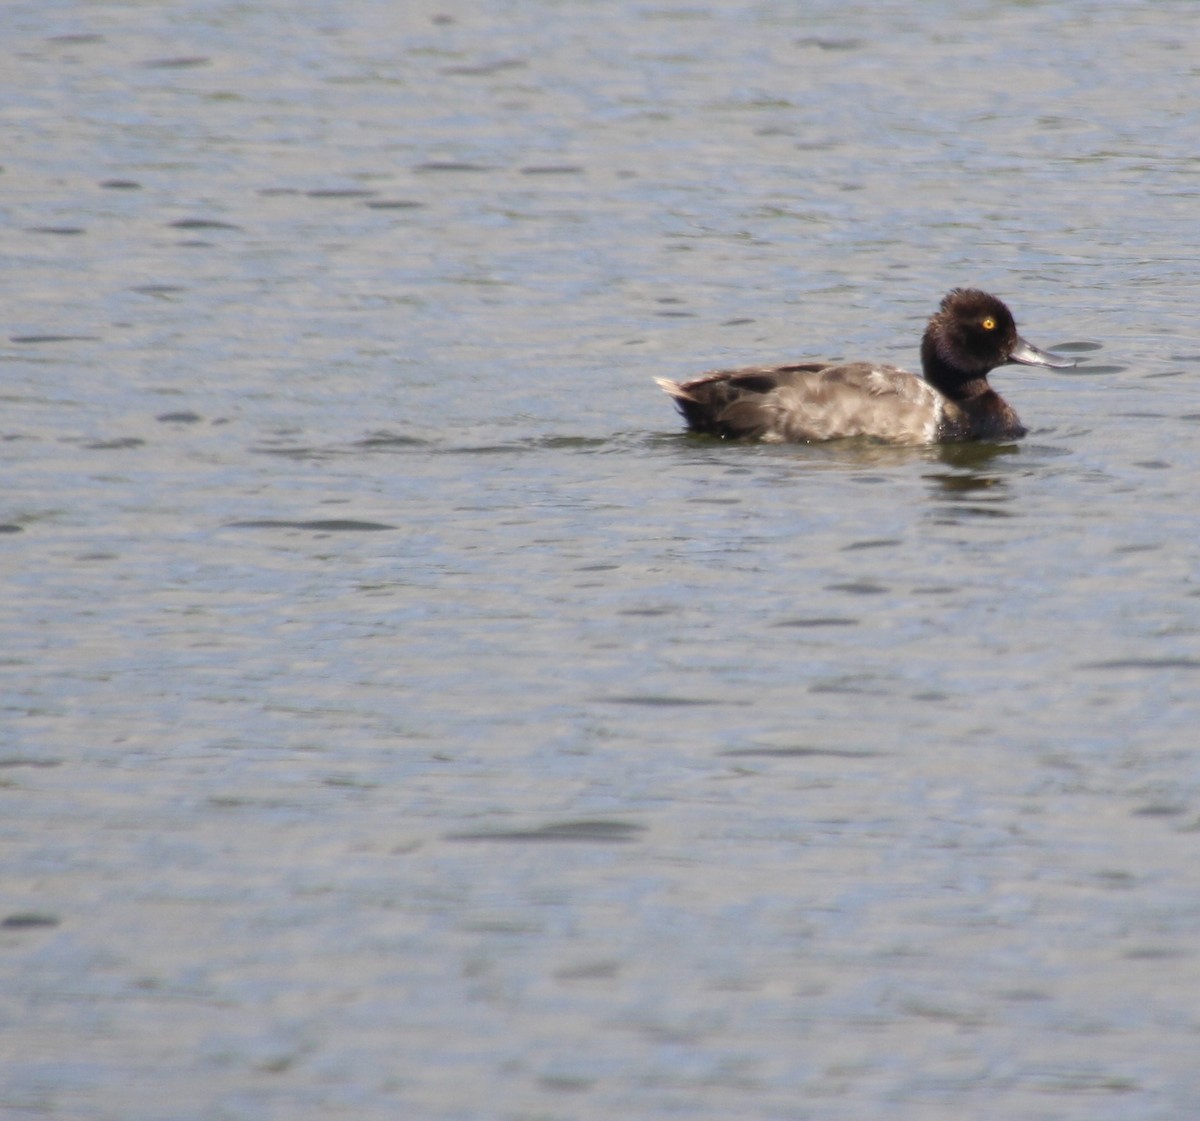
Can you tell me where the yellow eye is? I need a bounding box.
[981,317,996,330]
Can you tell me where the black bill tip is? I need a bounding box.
[1008,336,1077,369]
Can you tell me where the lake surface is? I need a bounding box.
[4,1,1200,1118]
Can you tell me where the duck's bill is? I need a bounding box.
[1008,337,1077,369]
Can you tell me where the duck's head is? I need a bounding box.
[921,288,1074,398]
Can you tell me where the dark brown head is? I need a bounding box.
[920,288,1074,399]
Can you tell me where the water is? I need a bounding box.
[4,2,1200,1118]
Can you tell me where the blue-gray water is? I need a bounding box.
[4,2,1200,1119]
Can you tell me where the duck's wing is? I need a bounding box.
[657,362,943,444]
[656,362,831,438]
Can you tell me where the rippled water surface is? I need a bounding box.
[5,2,1200,1118]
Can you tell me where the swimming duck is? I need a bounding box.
[656,288,1075,444]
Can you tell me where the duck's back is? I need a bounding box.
[657,362,945,444]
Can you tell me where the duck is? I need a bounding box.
[656,288,1075,445]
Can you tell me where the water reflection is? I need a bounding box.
[930,441,1021,470]
[915,444,1020,520]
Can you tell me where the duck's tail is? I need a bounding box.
[654,377,694,401]
[657,376,721,434]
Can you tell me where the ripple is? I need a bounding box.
[772,616,858,628]
[83,437,144,450]
[723,746,879,758]
[364,199,425,209]
[1,913,61,929]
[305,188,378,199]
[446,820,645,843]
[439,59,527,77]
[592,694,734,707]
[413,161,495,173]
[1081,657,1200,671]
[167,218,241,230]
[141,56,210,68]
[519,164,584,175]
[9,334,99,344]
[225,519,397,532]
